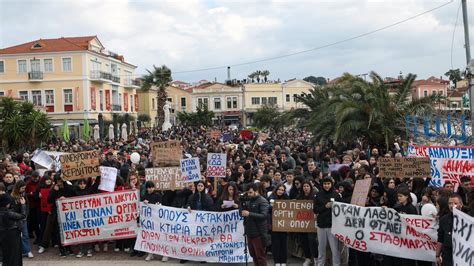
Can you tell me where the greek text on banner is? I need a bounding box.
[331,202,438,262]
[57,190,139,246]
[452,208,474,266]
[134,203,251,263]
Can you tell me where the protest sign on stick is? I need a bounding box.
[59,151,100,180]
[331,202,438,262]
[452,208,474,266]
[272,200,316,233]
[350,179,372,207]
[151,140,182,167]
[98,166,118,192]
[145,167,186,191]
[134,204,251,263]
[57,190,139,246]
[180,157,201,182]
[207,153,226,177]
[378,157,430,179]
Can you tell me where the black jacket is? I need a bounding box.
[437,212,454,266]
[141,191,162,204]
[244,195,270,238]
[186,192,214,211]
[0,205,26,231]
[48,183,77,214]
[313,187,341,228]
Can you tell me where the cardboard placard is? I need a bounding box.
[180,157,201,183]
[210,130,221,139]
[98,166,118,192]
[272,200,316,233]
[145,167,186,191]
[151,140,182,167]
[59,151,100,181]
[350,178,372,207]
[378,157,430,179]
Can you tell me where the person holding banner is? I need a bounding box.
[142,181,162,262]
[297,180,318,266]
[36,175,55,254]
[74,179,94,258]
[436,194,465,266]
[186,181,214,212]
[269,184,289,266]
[313,176,341,266]
[394,186,418,266]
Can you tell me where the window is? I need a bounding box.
[62,58,72,72]
[261,97,267,105]
[293,94,298,102]
[99,90,104,111]
[439,90,444,96]
[269,97,277,105]
[30,59,40,72]
[19,91,28,101]
[0,91,4,97]
[0,61,4,73]
[167,97,172,102]
[18,60,27,73]
[226,96,238,109]
[181,97,186,108]
[45,90,54,105]
[232,97,237,109]
[197,98,209,109]
[251,97,260,105]
[43,59,53,72]
[432,91,436,96]
[152,98,155,110]
[286,94,290,102]
[130,95,134,112]
[423,90,428,97]
[214,98,221,110]
[32,90,42,106]
[63,89,73,112]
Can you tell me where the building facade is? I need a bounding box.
[0,36,139,127]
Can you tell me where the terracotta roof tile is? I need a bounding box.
[0,36,96,54]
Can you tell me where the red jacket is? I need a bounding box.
[26,179,40,208]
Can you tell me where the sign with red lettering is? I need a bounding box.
[57,190,139,246]
[331,202,438,262]
[90,87,96,110]
[272,200,316,232]
[105,90,111,111]
[206,153,226,177]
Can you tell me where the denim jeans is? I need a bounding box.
[20,222,32,254]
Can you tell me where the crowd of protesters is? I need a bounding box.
[0,125,473,266]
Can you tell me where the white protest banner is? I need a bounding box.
[407,145,474,187]
[98,166,118,192]
[452,208,474,266]
[134,204,251,263]
[207,153,226,177]
[57,190,139,246]
[331,202,438,262]
[31,150,54,169]
[180,157,201,182]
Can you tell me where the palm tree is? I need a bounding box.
[255,70,262,83]
[293,72,441,149]
[261,70,270,82]
[141,65,172,127]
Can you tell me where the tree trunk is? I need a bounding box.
[156,86,167,127]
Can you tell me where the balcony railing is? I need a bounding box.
[124,79,140,88]
[28,71,43,80]
[90,70,112,81]
[111,75,120,84]
[112,104,122,111]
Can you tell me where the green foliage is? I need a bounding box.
[292,71,441,149]
[303,76,327,85]
[444,69,463,87]
[0,97,53,152]
[137,113,151,125]
[248,70,270,83]
[141,65,172,126]
[177,106,214,127]
[252,105,290,130]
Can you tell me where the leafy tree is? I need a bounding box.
[252,105,290,130]
[444,69,463,87]
[141,65,172,126]
[0,97,52,152]
[177,106,214,127]
[137,113,151,127]
[254,70,262,83]
[303,76,327,85]
[261,70,270,82]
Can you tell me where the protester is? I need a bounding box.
[268,184,289,266]
[0,193,27,266]
[297,180,318,266]
[11,180,34,258]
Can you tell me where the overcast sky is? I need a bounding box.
[1,0,472,83]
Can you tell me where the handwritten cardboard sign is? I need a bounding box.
[210,130,221,139]
[134,204,251,263]
[180,157,201,183]
[145,167,186,191]
[59,151,100,181]
[378,157,430,179]
[272,200,316,233]
[57,190,139,246]
[207,153,226,177]
[350,178,372,207]
[151,140,182,167]
[332,202,438,262]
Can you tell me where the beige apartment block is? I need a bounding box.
[0,36,139,131]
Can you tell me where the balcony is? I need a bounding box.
[111,75,120,84]
[90,70,112,83]
[112,104,122,111]
[28,71,43,81]
[124,79,140,89]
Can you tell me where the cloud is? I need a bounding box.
[0,0,469,82]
